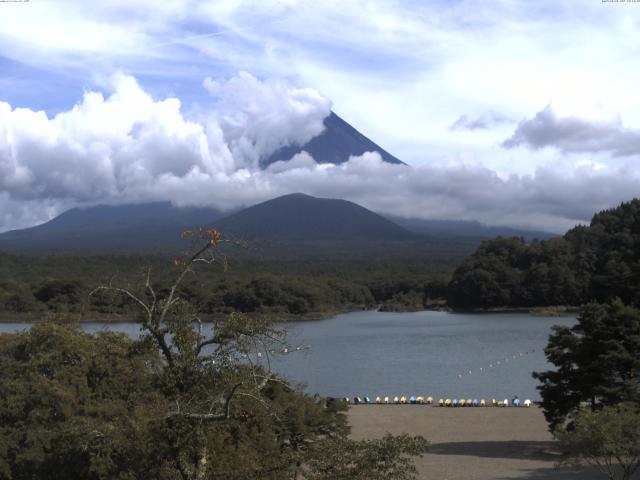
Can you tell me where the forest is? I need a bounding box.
[2,198,640,319]
[0,236,430,479]
[447,199,640,310]
[0,255,452,321]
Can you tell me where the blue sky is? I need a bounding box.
[1,0,640,232]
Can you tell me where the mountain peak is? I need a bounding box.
[262,112,406,167]
[214,194,415,242]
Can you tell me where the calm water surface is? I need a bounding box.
[0,310,575,401]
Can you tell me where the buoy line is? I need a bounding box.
[455,349,536,380]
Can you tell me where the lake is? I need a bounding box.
[0,310,575,401]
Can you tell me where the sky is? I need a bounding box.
[1,0,640,233]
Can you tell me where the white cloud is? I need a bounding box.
[2,0,640,175]
[266,151,317,173]
[1,72,640,235]
[203,72,331,169]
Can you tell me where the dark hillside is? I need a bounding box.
[213,193,416,241]
[0,203,224,253]
[388,216,556,242]
[448,199,640,309]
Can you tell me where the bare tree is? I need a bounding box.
[91,229,289,480]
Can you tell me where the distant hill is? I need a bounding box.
[386,216,556,241]
[213,193,416,241]
[262,112,405,167]
[0,203,224,253]
[0,194,550,260]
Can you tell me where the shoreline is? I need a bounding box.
[0,306,374,324]
[0,305,579,324]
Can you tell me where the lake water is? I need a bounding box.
[0,310,575,401]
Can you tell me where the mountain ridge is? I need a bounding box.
[0,202,225,252]
[0,195,556,257]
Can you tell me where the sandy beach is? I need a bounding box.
[348,405,603,480]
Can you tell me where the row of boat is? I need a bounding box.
[347,396,533,407]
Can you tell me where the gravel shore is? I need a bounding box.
[348,405,602,480]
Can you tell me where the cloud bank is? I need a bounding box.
[1,73,639,235]
[503,105,640,157]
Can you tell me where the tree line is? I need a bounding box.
[448,199,640,309]
[0,255,452,319]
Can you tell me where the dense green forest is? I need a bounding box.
[0,254,452,320]
[448,199,640,309]
[4,198,640,319]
